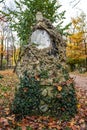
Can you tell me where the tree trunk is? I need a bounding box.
[0,38,4,70]
[84,40,87,71]
[85,49,87,72]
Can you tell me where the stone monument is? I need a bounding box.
[15,12,66,77]
[14,13,77,118]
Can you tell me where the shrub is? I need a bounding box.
[66,57,86,71]
[11,70,77,120]
[11,71,41,118]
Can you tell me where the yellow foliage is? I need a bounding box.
[77,104,81,109]
[57,86,62,91]
[67,15,87,62]
[69,32,84,43]
[72,18,78,25]
[66,42,85,60]
[72,17,82,27]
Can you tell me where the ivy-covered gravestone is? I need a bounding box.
[12,14,77,120]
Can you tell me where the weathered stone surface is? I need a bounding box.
[16,45,68,82]
[15,18,69,112]
[15,18,66,77]
[14,18,77,118]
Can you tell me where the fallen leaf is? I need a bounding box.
[57,86,62,91]
[77,104,81,108]
[22,125,26,130]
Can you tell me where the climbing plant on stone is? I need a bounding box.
[11,14,78,121]
[11,65,77,120]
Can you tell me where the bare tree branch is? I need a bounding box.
[70,0,81,8]
[72,0,81,8]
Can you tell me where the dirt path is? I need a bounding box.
[70,74,87,90]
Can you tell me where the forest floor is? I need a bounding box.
[70,71,87,90]
[0,69,87,130]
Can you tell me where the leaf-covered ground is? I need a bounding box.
[0,69,87,130]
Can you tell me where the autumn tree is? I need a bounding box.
[0,34,4,69]
[66,12,87,71]
[0,17,5,69]
[0,14,17,69]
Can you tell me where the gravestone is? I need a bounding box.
[16,16,66,77]
[14,15,77,119]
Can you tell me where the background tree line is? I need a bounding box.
[0,0,87,72]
